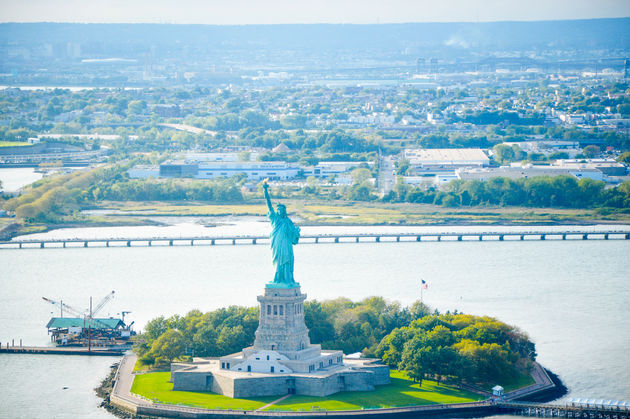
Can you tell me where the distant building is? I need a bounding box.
[159,160,299,181]
[558,113,586,125]
[504,140,581,157]
[152,104,181,117]
[403,148,490,176]
[552,159,627,177]
[128,165,159,179]
[177,152,239,162]
[404,174,458,186]
[272,143,291,153]
[457,165,604,182]
[302,161,372,179]
[0,141,106,164]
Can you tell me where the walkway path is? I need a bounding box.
[504,362,554,401]
[112,353,147,405]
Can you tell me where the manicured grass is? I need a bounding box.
[130,370,481,412]
[494,372,535,393]
[130,372,276,410]
[263,370,480,411]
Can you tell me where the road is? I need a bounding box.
[378,155,396,196]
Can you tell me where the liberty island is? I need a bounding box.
[170,184,390,397]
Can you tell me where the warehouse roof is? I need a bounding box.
[46,317,125,330]
[404,148,489,165]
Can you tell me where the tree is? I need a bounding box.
[350,184,373,201]
[148,329,186,365]
[127,100,146,115]
[616,152,630,164]
[351,168,372,185]
[493,144,515,165]
[305,301,336,344]
[396,159,410,175]
[400,334,429,385]
[583,145,600,158]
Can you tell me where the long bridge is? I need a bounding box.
[1,229,629,249]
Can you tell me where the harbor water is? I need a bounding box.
[0,168,43,193]
[0,225,629,417]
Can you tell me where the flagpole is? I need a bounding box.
[420,278,423,305]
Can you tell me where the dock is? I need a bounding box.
[0,345,126,356]
[497,400,630,418]
[1,229,629,250]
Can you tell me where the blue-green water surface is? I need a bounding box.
[1,237,628,417]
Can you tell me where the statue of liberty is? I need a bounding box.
[263,180,300,286]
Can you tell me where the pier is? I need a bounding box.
[0,345,125,356]
[1,229,629,250]
[497,400,630,418]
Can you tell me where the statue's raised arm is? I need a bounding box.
[262,180,300,287]
[263,180,274,216]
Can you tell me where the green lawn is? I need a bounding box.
[493,372,535,393]
[130,372,276,410]
[264,371,480,411]
[130,370,481,412]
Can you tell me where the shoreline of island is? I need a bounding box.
[97,354,567,419]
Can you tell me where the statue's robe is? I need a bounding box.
[268,209,300,284]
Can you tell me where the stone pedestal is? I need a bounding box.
[253,284,310,354]
[172,282,390,397]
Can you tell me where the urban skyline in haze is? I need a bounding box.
[0,0,629,24]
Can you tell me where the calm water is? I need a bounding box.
[0,168,43,193]
[0,230,629,417]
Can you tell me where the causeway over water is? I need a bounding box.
[2,228,629,249]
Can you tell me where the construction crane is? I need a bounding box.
[91,291,115,318]
[42,291,118,350]
[42,297,87,318]
[119,311,132,323]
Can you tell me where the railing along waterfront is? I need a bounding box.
[1,229,629,250]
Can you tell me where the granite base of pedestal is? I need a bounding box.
[171,357,390,398]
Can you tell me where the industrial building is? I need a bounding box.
[404,148,490,174]
[158,160,300,181]
[457,165,605,182]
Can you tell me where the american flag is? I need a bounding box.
[421,279,428,290]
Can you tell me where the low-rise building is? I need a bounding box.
[457,165,604,182]
[552,159,627,176]
[504,140,581,157]
[127,165,159,179]
[403,148,490,176]
[158,160,300,181]
[302,161,372,179]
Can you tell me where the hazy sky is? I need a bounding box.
[1,0,629,24]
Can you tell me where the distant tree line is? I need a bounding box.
[384,176,630,209]
[2,163,243,223]
[135,297,426,366]
[102,178,243,202]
